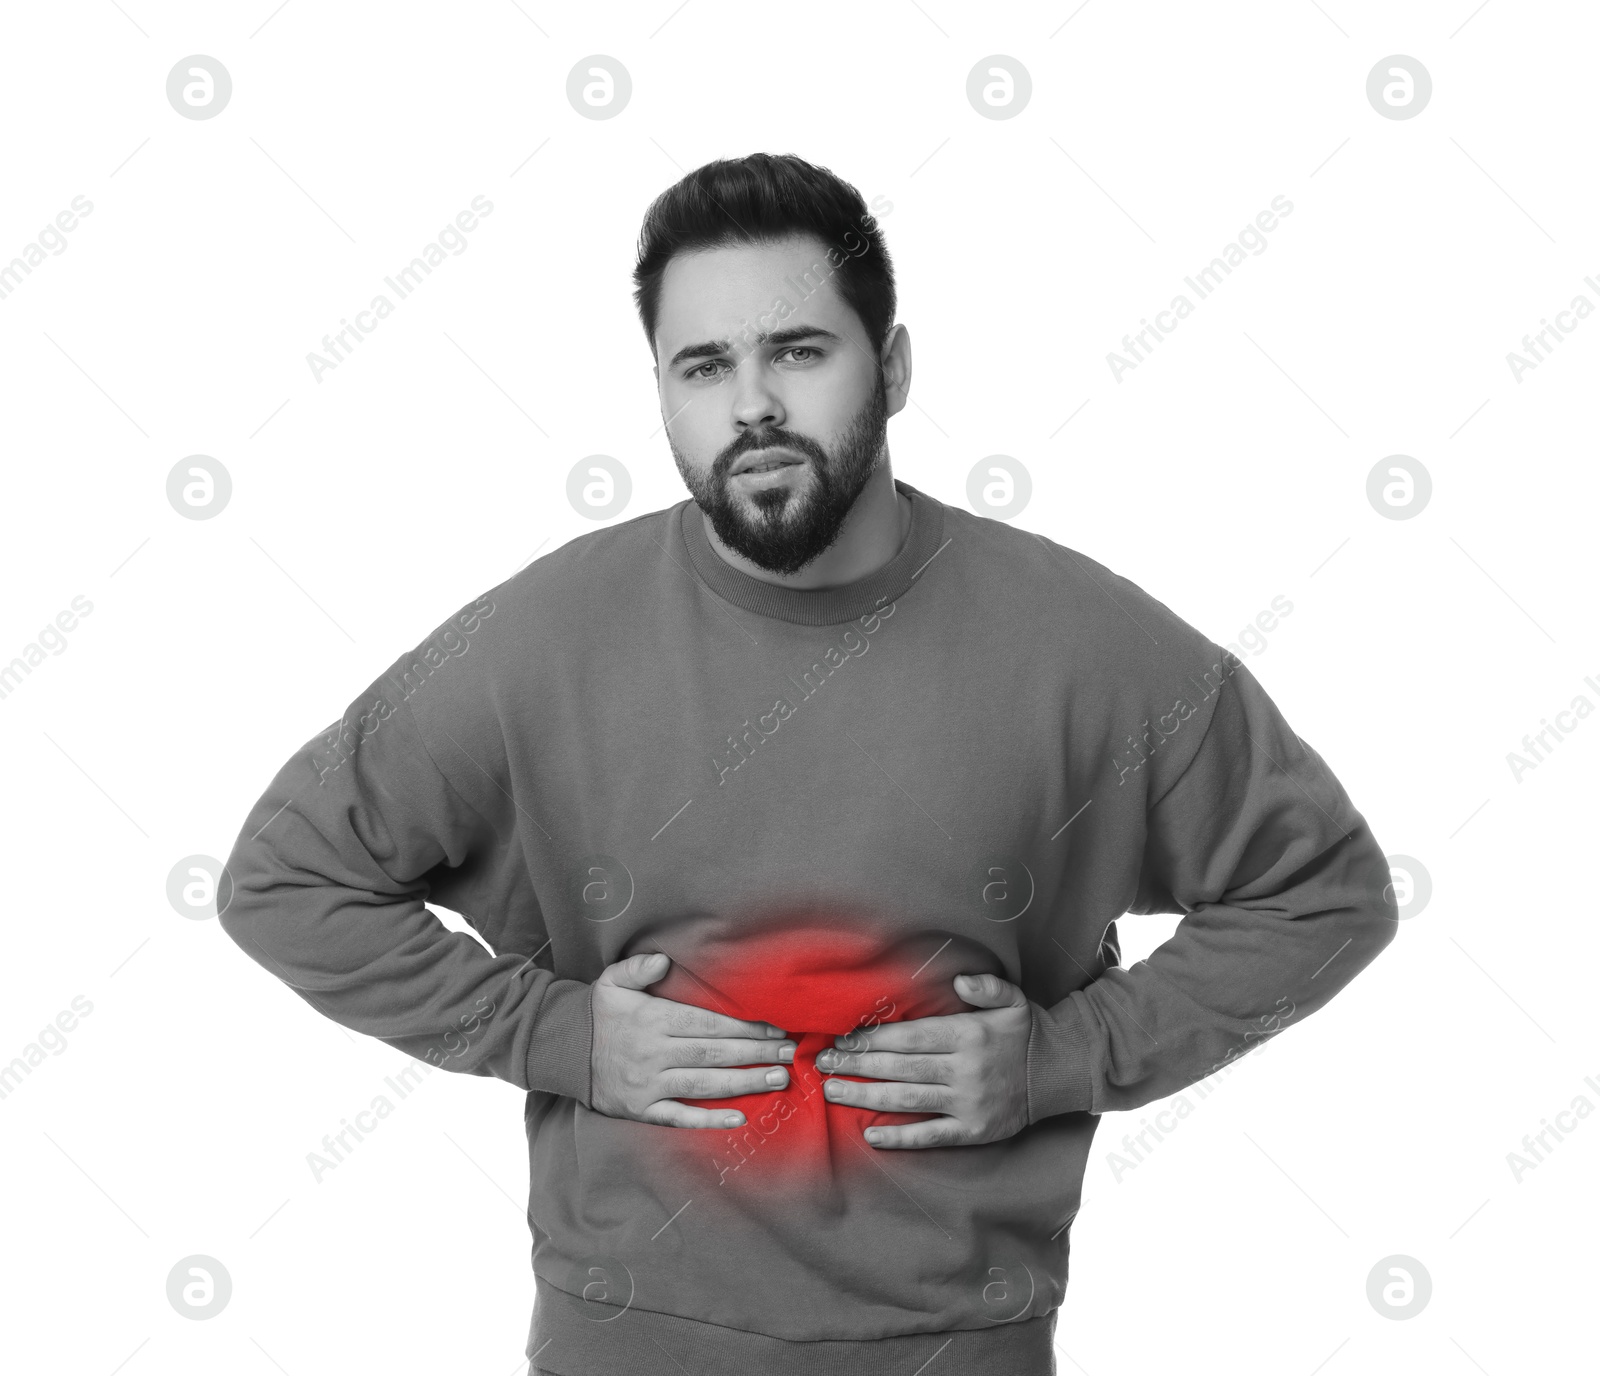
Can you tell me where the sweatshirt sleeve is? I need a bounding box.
[1026,660,1398,1120]
[216,662,593,1103]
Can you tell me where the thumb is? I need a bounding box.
[600,951,670,991]
[954,972,1026,1010]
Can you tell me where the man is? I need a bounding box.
[219,153,1398,1375]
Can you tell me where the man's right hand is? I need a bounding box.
[589,951,794,1128]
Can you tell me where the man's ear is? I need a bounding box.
[880,323,912,419]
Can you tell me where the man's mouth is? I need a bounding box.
[731,449,804,477]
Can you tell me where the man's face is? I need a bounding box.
[653,236,892,576]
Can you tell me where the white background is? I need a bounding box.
[1,2,1595,1373]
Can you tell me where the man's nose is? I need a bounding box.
[730,362,786,432]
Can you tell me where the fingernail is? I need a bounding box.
[765,1067,787,1086]
[723,1113,743,1127]
[824,1079,840,1098]
[778,1044,794,1062]
[816,1051,837,1070]
[767,1025,787,1038]
[865,1128,882,1144]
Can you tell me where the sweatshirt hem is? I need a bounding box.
[528,1275,1057,1375]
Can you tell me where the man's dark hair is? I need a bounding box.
[632,153,895,358]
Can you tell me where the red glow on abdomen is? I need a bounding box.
[644,922,991,1187]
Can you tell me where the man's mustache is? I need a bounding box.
[714,429,828,478]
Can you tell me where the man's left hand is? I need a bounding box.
[814,973,1031,1149]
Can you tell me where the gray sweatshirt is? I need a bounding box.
[218,480,1397,1375]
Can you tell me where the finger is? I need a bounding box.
[654,998,787,1041]
[597,951,670,992]
[659,1065,790,1100]
[835,1016,960,1054]
[953,972,1027,1010]
[863,1117,969,1149]
[639,1100,749,1130]
[814,1049,947,1082]
[666,1038,796,1069]
[822,1077,951,1115]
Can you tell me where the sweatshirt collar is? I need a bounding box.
[678,479,946,627]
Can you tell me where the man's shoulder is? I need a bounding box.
[380,502,686,694]
[499,499,687,604]
[933,498,1222,674]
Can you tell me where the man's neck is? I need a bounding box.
[700,459,912,591]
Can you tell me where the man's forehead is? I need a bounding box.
[654,235,850,349]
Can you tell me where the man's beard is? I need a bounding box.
[671,375,890,577]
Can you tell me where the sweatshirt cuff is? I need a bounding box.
[1026,993,1097,1121]
[525,978,594,1105]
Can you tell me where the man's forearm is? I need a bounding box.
[1029,665,1399,1120]
[218,661,593,1101]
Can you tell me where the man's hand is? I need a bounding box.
[590,952,795,1128]
[814,972,1031,1149]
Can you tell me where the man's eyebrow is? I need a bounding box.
[667,326,843,370]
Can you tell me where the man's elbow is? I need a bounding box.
[1349,820,1402,961]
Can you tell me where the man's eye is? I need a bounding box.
[781,347,817,363]
[688,360,726,380]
